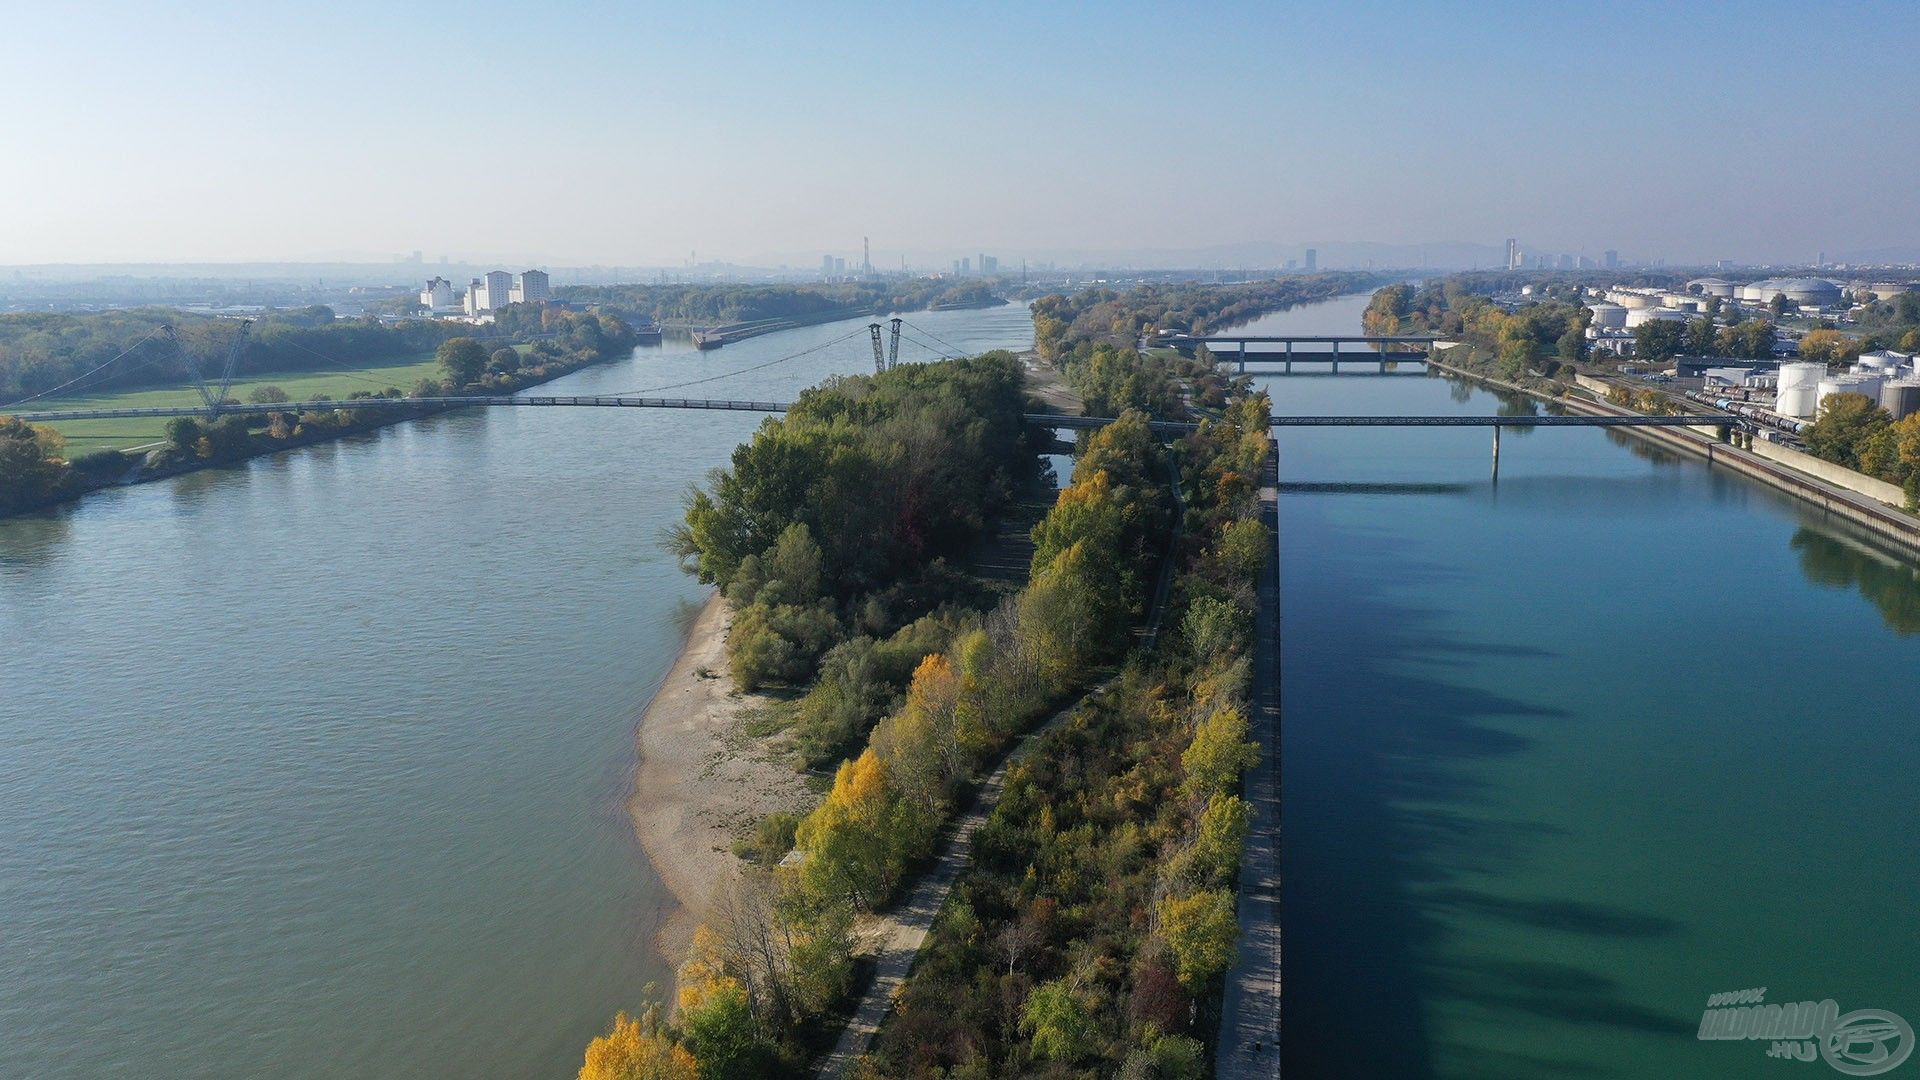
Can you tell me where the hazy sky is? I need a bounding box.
[3,0,1916,267]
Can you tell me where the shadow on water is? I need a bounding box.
[1279,496,1691,1079]
[1790,526,1920,634]
[1280,481,1476,496]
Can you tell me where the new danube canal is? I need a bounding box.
[4,294,1918,1078]
[1251,294,1920,1078]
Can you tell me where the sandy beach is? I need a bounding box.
[627,592,814,993]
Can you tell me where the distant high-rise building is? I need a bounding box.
[1285,259,1297,270]
[863,237,871,275]
[1305,248,1318,272]
[961,257,972,274]
[980,255,998,275]
[1604,249,1619,269]
[833,257,846,275]
[420,276,456,312]
[1817,251,1827,267]
[822,254,835,277]
[510,269,549,304]
[1505,238,1520,270]
[1557,254,1574,270]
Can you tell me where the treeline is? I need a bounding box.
[1031,275,1380,419]
[1364,280,1590,381]
[673,353,1040,701]
[1032,272,1384,360]
[1,307,636,515]
[0,307,455,401]
[1800,392,1920,506]
[557,280,1004,326]
[583,386,1179,1077]
[860,394,1272,1078]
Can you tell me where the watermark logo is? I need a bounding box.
[1699,988,1913,1075]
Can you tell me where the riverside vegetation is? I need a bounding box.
[584,282,1279,1077]
[1364,277,1920,507]
[0,304,636,515]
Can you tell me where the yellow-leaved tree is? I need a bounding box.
[578,1008,695,1080]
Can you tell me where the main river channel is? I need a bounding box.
[6,293,1919,1078]
[0,305,1035,1079]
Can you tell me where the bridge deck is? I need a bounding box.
[10,395,1734,432]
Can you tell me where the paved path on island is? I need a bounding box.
[1216,449,1282,1079]
[814,447,1186,1078]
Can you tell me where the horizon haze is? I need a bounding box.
[2,0,1917,268]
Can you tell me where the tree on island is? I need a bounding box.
[436,337,489,388]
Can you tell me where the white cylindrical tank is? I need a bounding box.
[1856,356,1901,373]
[1625,307,1689,328]
[1777,362,1827,418]
[1610,290,1657,309]
[1818,375,1883,412]
[1881,378,1920,420]
[1587,302,1627,328]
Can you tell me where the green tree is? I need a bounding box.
[1718,319,1777,361]
[1631,319,1686,362]
[1020,980,1094,1062]
[1804,392,1892,470]
[436,337,489,387]
[1182,706,1258,803]
[0,416,69,514]
[487,347,520,374]
[1158,889,1238,990]
[247,384,289,404]
[1683,317,1718,356]
[678,983,763,1080]
[166,416,202,453]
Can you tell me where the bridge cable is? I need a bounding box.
[895,329,964,360]
[603,326,870,397]
[897,320,969,357]
[0,327,169,410]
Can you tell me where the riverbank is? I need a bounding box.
[4,345,622,518]
[1424,354,1920,556]
[627,592,813,996]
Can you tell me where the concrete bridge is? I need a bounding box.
[10,393,1733,438]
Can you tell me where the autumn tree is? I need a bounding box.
[0,416,69,514]
[578,1009,696,1080]
[1158,889,1239,990]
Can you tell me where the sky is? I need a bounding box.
[1,0,1917,268]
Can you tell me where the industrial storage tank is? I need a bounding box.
[1818,374,1884,413]
[1625,307,1690,328]
[1855,355,1902,373]
[1775,277,1844,309]
[1586,302,1628,328]
[1687,277,1736,298]
[1776,362,1827,418]
[1882,378,1920,420]
[1610,290,1658,309]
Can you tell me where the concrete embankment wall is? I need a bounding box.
[1427,358,1920,557]
[1744,439,1909,506]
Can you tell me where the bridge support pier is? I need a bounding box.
[1491,425,1501,483]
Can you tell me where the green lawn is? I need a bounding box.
[25,354,447,456]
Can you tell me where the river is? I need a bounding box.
[1244,293,1920,1078]
[0,305,1036,1079]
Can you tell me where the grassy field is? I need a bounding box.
[21,354,446,456]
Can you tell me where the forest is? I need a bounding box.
[585,291,1273,1076]
[0,306,636,515]
[0,307,456,401]
[557,280,1002,327]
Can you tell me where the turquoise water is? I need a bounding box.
[1246,297,1920,1077]
[0,306,1036,1079]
